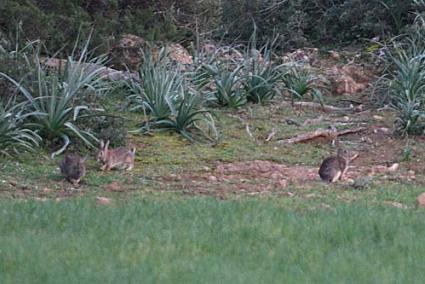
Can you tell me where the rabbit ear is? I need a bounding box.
[100,140,104,149]
[105,140,110,149]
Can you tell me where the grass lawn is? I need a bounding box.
[0,198,425,283]
[1,101,425,283]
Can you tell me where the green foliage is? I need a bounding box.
[383,22,425,136]
[0,42,109,156]
[242,35,285,104]
[79,115,128,148]
[1,200,425,282]
[128,50,217,142]
[199,63,246,108]
[0,98,40,157]
[372,2,425,131]
[128,50,182,121]
[0,0,184,54]
[216,0,412,48]
[143,92,218,142]
[1,0,412,53]
[213,65,246,108]
[283,67,323,105]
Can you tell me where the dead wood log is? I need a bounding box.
[292,101,359,113]
[277,127,366,144]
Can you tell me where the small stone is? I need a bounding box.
[350,177,372,190]
[373,115,384,121]
[361,137,373,144]
[408,170,416,176]
[329,50,340,60]
[278,179,288,188]
[387,163,399,172]
[271,172,282,179]
[96,197,111,206]
[104,181,121,192]
[354,105,363,112]
[208,175,217,182]
[34,197,47,202]
[342,116,350,121]
[417,193,425,207]
[42,187,52,193]
[374,127,390,134]
[384,201,407,209]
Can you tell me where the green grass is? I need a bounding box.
[1,97,425,283]
[0,198,425,283]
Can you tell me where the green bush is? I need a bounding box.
[0,0,184,54]
[0,0,414,54]
[0,98,40,157]
[217,0,412,48]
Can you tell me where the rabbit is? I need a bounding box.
[97,140,136,171]
[318,148,351,183]
[59,154,87,185]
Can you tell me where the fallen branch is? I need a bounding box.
[265,128,277,142]
[245,124,254,140]
[277,127,366,144]
[292,101,359,113]
[302,116,324,126]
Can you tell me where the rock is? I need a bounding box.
[387,163,399,172]
[329,50,341,60]
[384,201,408,209]
[42,57,139,82]
[374,127,390,134]
[104,181,121,192]
[350,177,372,190]
[278,179,288,188]
[328,65,370,95]
[108,34,146,72]
[96,196,112,205]
[417,193,425,207]
[373,115,384,121]
[284,48,319,65]
[42,187,52,194]
[168,43,193,65]
[208,176,217,182]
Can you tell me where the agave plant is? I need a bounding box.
[201,63,246,108]
[283,67,323,106]
[242,49,285,104]
[0,50,108,157]
[127,51,182,121]
[137,91,217,142]
[0,98,40,157]
[386,45,425,136]
[241,28,286,104]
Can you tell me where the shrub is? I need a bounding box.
[0,0,185,54]
[128,49,218,142]
[283,67,323,106]
[127,49,182,120]
[242,33,286,104]
[0,43,109,157]
[80,115,128,148]
[380,6,425,137]
[0,97,40,157]
[386,48,425,136]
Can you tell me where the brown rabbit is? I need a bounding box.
[97,140,136,171]
[59,154,87,185]
[319,148,351,183]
